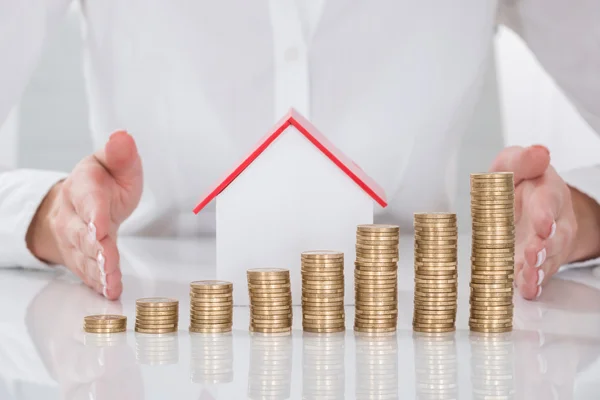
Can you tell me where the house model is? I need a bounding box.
[194,109,388,305]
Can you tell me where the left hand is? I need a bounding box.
[489,145,577,300]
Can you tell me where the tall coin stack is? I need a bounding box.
[301,251,345,333]
[247,268,293,334]
[354,224,400,334]
[83,315,127,334]
[413,213,458,333]
[470,172,515,333]
[189,280,233,334]
[135,298,179,334]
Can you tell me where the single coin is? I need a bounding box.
[190,280,233,290]
[357,224,399,232]
[190,326,232,334]
[136,298,179,307]
[135,327,178,334]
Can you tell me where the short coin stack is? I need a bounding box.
[247,268,293,334]
[413,213,458,333]
[83,314,127,334]
[354,224,400,334]
[189,280,233,334]
[301,251,345,333]
[470,172,515,333]
[135,298,179,334]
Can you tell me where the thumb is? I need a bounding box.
[94,130,143,191]
[490,145,550,185]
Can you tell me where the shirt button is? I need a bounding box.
[284,47,299,62]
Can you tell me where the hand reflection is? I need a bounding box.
[302,332,345,399]
[355,332,398,399]
[248,333,293,400]
[25,278,143,400]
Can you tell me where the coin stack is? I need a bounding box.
[301,251,345,333]
[135,298,179,334]
[302,332,345,400]
[414,333,458,400]
[83,315,127,334]
[355,333,399,399]
[248,333,293,399]
[247,268,293,334]
[470,172,515,333]
[189,280,233,334]
[413,213,458,334]
[354,224,400,334]
[190,332,233,383]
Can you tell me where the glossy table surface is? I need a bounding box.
[1,235,600,400]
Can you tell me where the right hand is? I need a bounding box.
[27,131,143,299]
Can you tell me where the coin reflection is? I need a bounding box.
[302,332,345,399]
[355,332,398,399]
[190,332,233,384]
[135,332,179,366]
[413,332,458,399]
[470,332,515,399]
[248,333,293,400]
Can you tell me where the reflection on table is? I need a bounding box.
[413,332,458,400]
[470,332,515,400]
[247,333,293,400]
[190,332,234,384]
[355,332,398,399]
[135,332,179,366]
[302,332,345,400]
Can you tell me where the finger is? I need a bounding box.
[94,130,143,191]
[490,145,550,185]
[517,266,542,300]
[97,235,123,300]
[523,235,546,269]
[528,186,562,240]
[545,218,574,259]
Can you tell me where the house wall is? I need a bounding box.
[216,126,374,305]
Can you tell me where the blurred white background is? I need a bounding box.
[3,4,597,230]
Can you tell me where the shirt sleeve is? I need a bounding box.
[0,0,71,269]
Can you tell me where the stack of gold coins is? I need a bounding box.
[301,251,345,333]
[135,298,179,334]
[354,224,400,334]
[470,172,515,333]
[83,315,127,334]
[413,213,458,333]
[189,280,233,334]
[247,268,293,334]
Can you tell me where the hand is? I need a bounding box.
[490,145,576,300]
[27,131,143,299]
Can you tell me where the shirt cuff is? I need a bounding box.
[0,169,67,270]
[560,165,600,267]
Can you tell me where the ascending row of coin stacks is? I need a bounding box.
[83,315,127,334]
[413,213,458,333]
[469,172,515,333]
[135,298,179,334]
[247,268,293,334]
[189,280,233,333]
[354,224,400,334]
[301,251,345,333]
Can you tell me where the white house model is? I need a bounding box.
[194,109,388,305]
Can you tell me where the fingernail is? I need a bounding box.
[549,221,556,239]
[536,285,543,299]
[532,144,550,156]
[536,248,547,268]
[103,286,108,298]
[537,353,548,374]
[97,250,105,272]
[88,222,96,243]
[538,330,545,347]
[537,269,545,286]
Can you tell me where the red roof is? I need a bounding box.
[193,109,387,214]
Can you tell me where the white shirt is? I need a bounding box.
[1,0,600,269]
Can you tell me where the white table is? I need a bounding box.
[1,235,600,399]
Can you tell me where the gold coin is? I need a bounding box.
[302,319,345,327]
[469,326,512,333]
[356,239,399,247]
[190,313,232,321]
[303,327,345,333]
[249,300,292,308]
[357,224,399,232]
[414,212,456,219]
[249,326,291,334]
[354,326,396,333]
[84,314,126,323]
[247,268,289,277]
[354,321,397,329]
[135,327,178,334]
[413,326,455,333]
[136,298,179,307]
[190,326,232,334]
[470,311,513,319]
[248,282,291,288]
[301,250,344,259]
[356,232,400,240]
[413,318,455,325]
[135,314,178,321]
[190,280,233,290]
[247,277,289,285]
[470,287,513,295]
[471,304,513,311]
[470,172,514,179]
[250,322,292,329]
[356,296,396,304]
[413,305,457,312]
[470,282,513,289]
[469,320,512,327]
[415,282,458,289]
[84,327,127,333]
[414,301,456,309]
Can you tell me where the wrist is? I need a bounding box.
[26,181,63,264]
[568,185,600,263]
